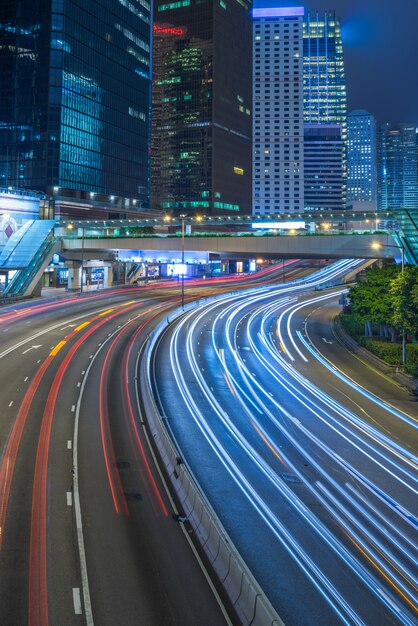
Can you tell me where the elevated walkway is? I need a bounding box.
[393,208,418,264]
[1,220,60,298]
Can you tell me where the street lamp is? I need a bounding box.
[371,239,406,366]
[179,213,187,308]
[68,223,86,293]
[80,224,85,293]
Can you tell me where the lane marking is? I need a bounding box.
[8,401,13,407]
[75,322,90,332]
[22,345,42,354]
[99,308,114,316]
[67,440,72,450]
[24,377,29,382]
[50,340,66,356]
[66,492,72,507]
[71,405,76,412]
[72,588,82,615]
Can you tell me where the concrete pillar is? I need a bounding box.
[104,265,112,288]
[66,261,82,291]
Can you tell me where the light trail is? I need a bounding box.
[153,260,418,625]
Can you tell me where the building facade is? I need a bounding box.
[378,123,418,210]
[0,0,151,214]
[304,124,344,211]
[347,110,377,207]
[151,0,252,215]
[303,11,347,210]
[252,5,305,216]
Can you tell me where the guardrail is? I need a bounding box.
[140,293,284,626]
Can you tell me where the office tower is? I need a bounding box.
[378,124,418,210]
[347,110,377,207]
[303,11,347,210]
[0,0,151,215]
[304,124,344,211]
[151,0,252,215]
[252,5,305,216]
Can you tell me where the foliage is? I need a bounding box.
[340,313,363,338]
[348,264,400,326]
[390,265,418,336]
[343,263,418,379]
[358,338,418,377]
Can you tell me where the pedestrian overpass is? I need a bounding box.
[1,209,417,298]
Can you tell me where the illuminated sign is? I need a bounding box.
[168,263,187,276]
[252,7,304,18]
[153,25,186,36]
[251,221,305,230]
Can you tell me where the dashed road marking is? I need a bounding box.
[72,588,82,614]
[67,492,73,506]
[67,440,72,450]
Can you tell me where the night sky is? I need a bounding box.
[254,1,418,125]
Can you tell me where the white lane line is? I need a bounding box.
[9,401,13,407]
[37,359,41,364]
[24,377,29,382]
[134,347,233,626]
[81,370,85,375]
[77,382,81,387]
[71,313,144,626]
[71,405,76,412]
[72,588,82,614]
[66,492,73,506]
[67,440,72,450]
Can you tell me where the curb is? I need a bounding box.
[333,317,418,395]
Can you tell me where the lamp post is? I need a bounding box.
[371,239,406,367]
[179,213,187,308]
[80,224,85,294]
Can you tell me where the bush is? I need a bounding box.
[358,338,401,364]
[340,313,363,338]
[340,313,418,379]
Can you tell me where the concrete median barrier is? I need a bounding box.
[139,307,284,626]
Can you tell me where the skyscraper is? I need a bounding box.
[252,6,305,216]
[347,110,377,207]
[303,11,347,210]
[304,124,344,211]
[0,0,151,215]
[378,124,418,210]
[151,0,252,215]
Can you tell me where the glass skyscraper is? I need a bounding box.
[378,123,418,210]
[347,110,377,207]
[151,0,252,215]
[0,0,151,212]
[303,11,347,210]
[303,12,346,129]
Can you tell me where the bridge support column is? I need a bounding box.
[66,261,82,291]
[104,265,112,288]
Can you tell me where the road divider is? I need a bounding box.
[140,299,284,626]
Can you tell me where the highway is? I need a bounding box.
[151,260,418,626]
[0,263,309,626]
[0,285,234,626]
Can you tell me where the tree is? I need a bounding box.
[348,264,399,336]
[390,266,418,337]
